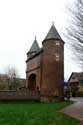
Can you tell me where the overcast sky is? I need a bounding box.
[0,0,82,80]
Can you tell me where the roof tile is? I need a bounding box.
[28,38,40,53]
[44,24,62,41]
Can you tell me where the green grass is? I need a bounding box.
[0,101,82,125]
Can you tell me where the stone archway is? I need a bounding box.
[28,74,36,91]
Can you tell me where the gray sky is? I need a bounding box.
[0,0,82,80]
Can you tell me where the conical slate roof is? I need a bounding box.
[28,37,40,53]
[43,24,62,42]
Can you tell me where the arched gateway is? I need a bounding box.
[28,74,36,91]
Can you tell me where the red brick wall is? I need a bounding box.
[41,40,64,97]
[26,39,64,102]
[26,54,41,72]
[26,54,41,90]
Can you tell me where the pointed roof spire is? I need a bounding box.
[35,36,36,40]
[28,37,40,53]
[43,23,62,43]
[52,21,54,26]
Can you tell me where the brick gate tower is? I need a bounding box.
[26,23,64,102]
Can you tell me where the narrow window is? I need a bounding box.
[56,42,60,46]
[32,52,35,56]
[55,53,59,61]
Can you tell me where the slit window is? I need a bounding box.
[55,53,60,61]
[56,42,60,46]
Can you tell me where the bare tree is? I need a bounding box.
[5,66,20,90]
[6,66,19,79]
[67,0,83,68]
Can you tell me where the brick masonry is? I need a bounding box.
[26,39,64,102]
[26,26,64,102]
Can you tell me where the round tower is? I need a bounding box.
[41,24,64,102]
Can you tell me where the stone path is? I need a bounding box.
[60,97,83,121]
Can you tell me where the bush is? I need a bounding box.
[76,91,83,97]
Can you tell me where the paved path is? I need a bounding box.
[60,97,83,121]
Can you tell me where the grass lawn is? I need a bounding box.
[0,101,82,125]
